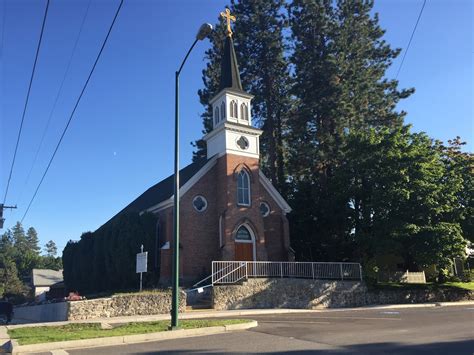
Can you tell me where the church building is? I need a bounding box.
[107,15,292,285]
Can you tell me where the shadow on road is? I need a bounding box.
[136,338,474,354]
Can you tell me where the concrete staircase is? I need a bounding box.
[186,288,213,311]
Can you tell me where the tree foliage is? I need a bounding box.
[0,222,62,302]
[62,212,158,294]
[193,0,472,276]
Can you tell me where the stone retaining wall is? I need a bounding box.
[68,290,186,320]
[212,278,474,310]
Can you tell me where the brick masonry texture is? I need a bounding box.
[212,278,474,310]
[159,154,290,285]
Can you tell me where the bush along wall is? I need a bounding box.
[62,212,159,294]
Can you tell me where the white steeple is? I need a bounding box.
[203,35,262,160]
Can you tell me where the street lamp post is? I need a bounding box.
[171,23,213,330]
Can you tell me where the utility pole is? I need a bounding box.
[0,204,17,229]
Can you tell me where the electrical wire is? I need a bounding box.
[21,0,124,223]
[3,0,50,205]
[16,0,92,206]
[395,0,427,79]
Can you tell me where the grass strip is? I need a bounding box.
[9,319,250,345]
[372,281,474,291]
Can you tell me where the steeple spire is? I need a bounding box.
[204,9,260,160]
[219,36,243,92]
[218,8,244,93]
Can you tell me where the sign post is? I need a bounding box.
[136,245,147,292]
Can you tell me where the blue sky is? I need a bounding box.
[1,0,472,252]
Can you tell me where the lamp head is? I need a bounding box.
[196,23,213,41]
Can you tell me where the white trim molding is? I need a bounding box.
[145,156,219,214]
[259,171,292,214]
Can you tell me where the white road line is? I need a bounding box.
[51,350,69,355]
[380,311,400,315]
[259,320,330,324]
[310,316,402,321]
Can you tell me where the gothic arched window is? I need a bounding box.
[214,107,220,125]
[237,170,250,206]
[221,102,226,120]
[235,225,252,241]
[230,100,238,118]
[240,103,248,121]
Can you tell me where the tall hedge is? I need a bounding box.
[62,212,158,294]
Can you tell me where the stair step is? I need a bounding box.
[186,304,213,311]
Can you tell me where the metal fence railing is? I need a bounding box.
[377,270,426,284]
[211,261,363,285]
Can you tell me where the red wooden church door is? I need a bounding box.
[235,242,253,261]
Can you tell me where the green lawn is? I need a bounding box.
[9,319,251,346]
[443,282,474,291]
[372,281,474,291]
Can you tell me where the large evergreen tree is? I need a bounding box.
[287,0,413,261]
[26,227,41,255]
[44,240,58,257]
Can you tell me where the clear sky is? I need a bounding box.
[1,0,472,253]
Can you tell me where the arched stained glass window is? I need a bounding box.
[230,100,238,118]
[240,103,248,120]
[236,225,252,240]
[237,170,250,206]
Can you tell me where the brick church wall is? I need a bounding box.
[158,154,290,285]
[259,184,290,261]
[217,154,268,261]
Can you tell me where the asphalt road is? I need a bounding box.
[62,305,473,354]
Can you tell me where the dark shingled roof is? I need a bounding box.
[99,158,210,229]
[219,36,244,92]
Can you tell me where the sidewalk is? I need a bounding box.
[8,300,474,329]
[0,326,11,353]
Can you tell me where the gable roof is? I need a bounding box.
[99,158,210,229]
[32,269,63,287]
[259,171,292,214]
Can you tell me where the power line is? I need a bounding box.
[16,0,92,206]
[2,0,50,205]
[21,0,124,224]
[395,0,427,79]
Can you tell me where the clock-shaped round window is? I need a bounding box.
[260,202,270,217]
[192,195,208,212]
[236,136,249,150]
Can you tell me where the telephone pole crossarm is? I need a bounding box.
[0,204,18,229]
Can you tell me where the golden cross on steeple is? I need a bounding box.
[220,8,236,37]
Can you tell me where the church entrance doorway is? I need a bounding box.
[234,225,255,261]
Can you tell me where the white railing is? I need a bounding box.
[212,261,362,285]
[377,270,426,284]
[403,271,426,284]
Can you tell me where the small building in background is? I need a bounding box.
[32,269,63,302]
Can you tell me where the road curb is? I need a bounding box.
[344,300,474,311]
[10,320,258,354]
[8,300,474,330]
